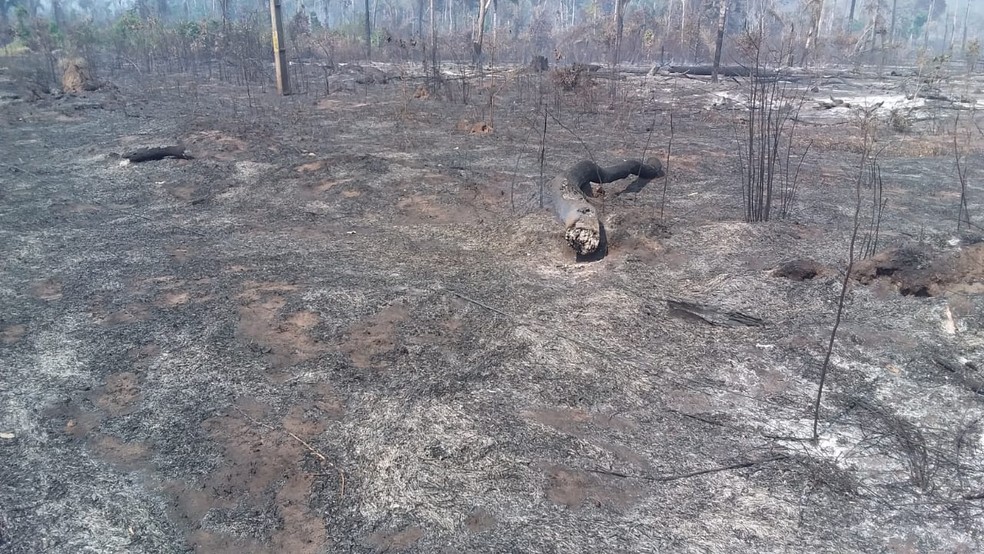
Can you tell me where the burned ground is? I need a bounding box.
[1,64,983,553]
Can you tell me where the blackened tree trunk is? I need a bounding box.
[613,0,629,68]
[711,0,729,82]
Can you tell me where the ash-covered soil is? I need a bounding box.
[1,63,983,553]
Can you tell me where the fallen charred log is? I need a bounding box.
[122,145,193,163]
[547,159,664,256]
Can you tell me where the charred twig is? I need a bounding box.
[762,433,815,442]
[449,290,511,318]
[663,299,765,327]
[585,467,631,478]
[954,114,974,231]
[587,455,788,482]
[656,455,788,482]
[660,112,673,224]
[538,108,547,208]
[813,112,876,442]
[232,405,345,497]
[666,408,727,427]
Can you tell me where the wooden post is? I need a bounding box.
[270,0,290,95]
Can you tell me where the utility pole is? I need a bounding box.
[270,0,290,95]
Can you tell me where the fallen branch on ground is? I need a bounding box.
[232,405,345,497]
[547,159,664,255]
[660,299,765,327]
[665,65,754,77]
[121,145,193,163]
[586,455,788,482]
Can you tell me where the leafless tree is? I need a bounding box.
[613,0,630,68]
[712,0,730,82]
[802,0,823,66]
[472,0,493,64]
[364,0,371,60]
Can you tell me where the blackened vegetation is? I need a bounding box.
[550,64,602,92]
[529,55,549,72]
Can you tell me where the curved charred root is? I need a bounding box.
[549,159,664,256]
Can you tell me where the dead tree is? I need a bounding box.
[364,0,372,60]
[711,0,730,83]
[548,160,664,255]
[613,0,630,68]
[890,0,899,45]
[802,0,823,66]
[121,145,193,163]
[472,0,493,64]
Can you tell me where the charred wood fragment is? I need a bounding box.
[122,145,193,163]
[547,159,664,256]
[664,299,765,327]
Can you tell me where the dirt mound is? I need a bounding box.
[852,244,984,296]
[773,258,828,281]
[59,57,99,93]
[455,119,493,134]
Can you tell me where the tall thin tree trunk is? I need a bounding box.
[711,0,729,82]
[923,0,935,51]
[889,0,898,44]
[941,8,950,53]
[693,0,703,63]
[680,0,687,56]
[472,0,493,64]
[430,0,437,76]
[848,0,856,26]
[870,0,881,53]
[416,0,424,35]
[962,0,970,53]
[803,0,823,66]
[949,8,957,53]
[364,0,371,60]
[613,0,628,68]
